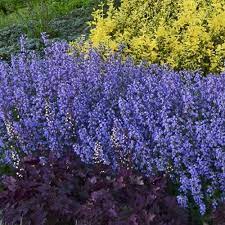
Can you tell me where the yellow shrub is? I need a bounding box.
[86,0,225,73]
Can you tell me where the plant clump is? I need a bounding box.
[0,151,189,225]
[86,0,225,73]
[0,40,225,217]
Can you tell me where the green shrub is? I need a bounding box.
[0,0,91,35]
[87,0,225,73]
[0,1,100,60]
[0,0,24,15]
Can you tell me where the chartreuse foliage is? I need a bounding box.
[86,0,225,73]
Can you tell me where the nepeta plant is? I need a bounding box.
[0,39,225,215]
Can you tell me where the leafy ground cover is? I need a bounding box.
[0,151,189,225]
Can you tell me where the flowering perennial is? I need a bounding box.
[0,41,225,214]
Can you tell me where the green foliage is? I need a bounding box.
[0,0,100,60]
[0,0,24,15]
[0,0,91,33]
[0,25,24,60]
[0,25,42,60]
[21,0,91,37]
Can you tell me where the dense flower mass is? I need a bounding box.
[0,41,225,215]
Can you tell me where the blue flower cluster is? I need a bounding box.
[0,41,225,214]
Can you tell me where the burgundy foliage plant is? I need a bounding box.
[0,151,188,225]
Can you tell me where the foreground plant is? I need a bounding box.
[212,203,225,225]
[0,152,188,225]
[0,39,225,216]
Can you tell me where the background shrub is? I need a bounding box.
[0,0,101,60]
[0,41,225,217]
[0,0,24,15]
[0,0,91,29]
[86,0,225,73]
